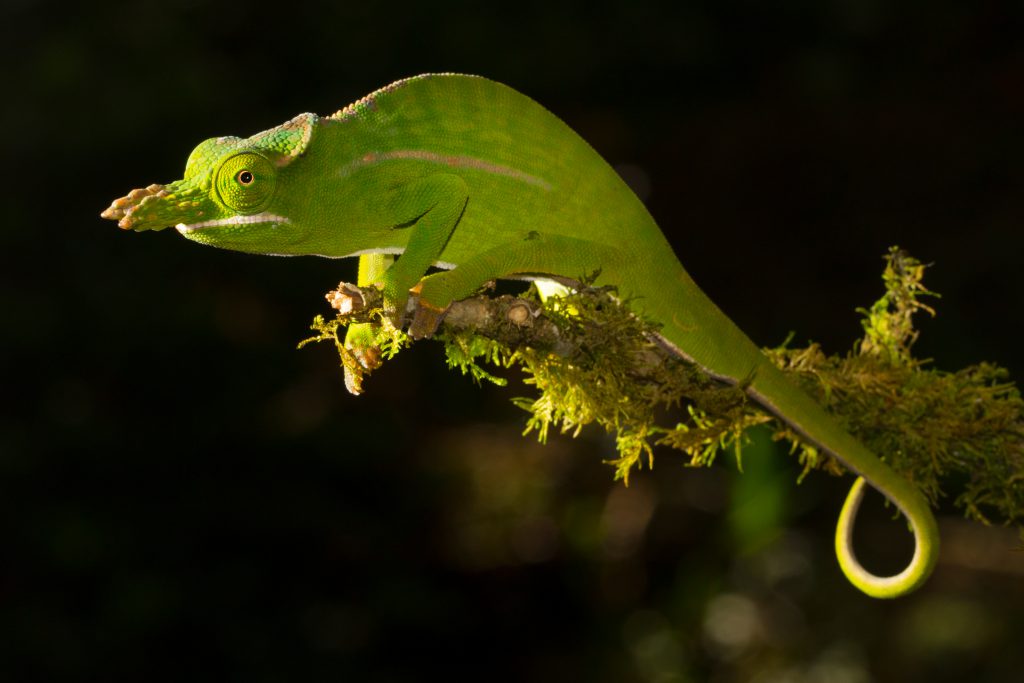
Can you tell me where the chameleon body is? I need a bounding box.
[102,74,938,598]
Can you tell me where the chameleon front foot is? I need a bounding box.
[325,282,387,395]
[343,324,385,395]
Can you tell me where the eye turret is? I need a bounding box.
[215,152,276,213]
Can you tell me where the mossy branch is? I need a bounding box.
[301,248,1024,530]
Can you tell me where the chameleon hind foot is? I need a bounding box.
[406,285,449,338]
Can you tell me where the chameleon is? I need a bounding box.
[101,73,938,598]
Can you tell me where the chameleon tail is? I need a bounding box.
[835,475,939,598]
[747,361,939,598]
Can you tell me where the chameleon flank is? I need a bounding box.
[102,73,939,598]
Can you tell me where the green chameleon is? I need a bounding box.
[102,73,938,598]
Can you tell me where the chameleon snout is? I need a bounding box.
[101,184,169,230]
[101,181,213,232]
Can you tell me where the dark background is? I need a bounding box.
[4,0,1024,680]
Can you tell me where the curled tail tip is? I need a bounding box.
[835,476,940,599]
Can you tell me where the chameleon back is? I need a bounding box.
[321,74,759,377]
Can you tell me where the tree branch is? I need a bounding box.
[301,249,1024,531]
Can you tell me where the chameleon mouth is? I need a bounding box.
[175,212,291,233]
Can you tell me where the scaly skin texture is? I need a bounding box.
[101,74,939,598]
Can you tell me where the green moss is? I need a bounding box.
[765,250,1024,526]
[441,331,509,387]
[304,248,1024,529]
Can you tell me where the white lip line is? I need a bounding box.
[176,212,291,232]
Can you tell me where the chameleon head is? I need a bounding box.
[100,113,318,253]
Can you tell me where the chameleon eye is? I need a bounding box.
[215,152,276,214]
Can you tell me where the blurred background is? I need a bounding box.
[4,0,1024,680]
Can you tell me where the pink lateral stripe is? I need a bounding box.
[343,150,553,191]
